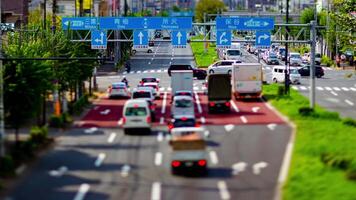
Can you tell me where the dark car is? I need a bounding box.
[298,65,324,78]
[148,40,154,46]
[168,64,207,80]
[266,53,279,65]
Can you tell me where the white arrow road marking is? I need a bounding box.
[151,182,161,200]
[253,162,268,175]
[155,152,163,166]
[94,153,106,167]
[157,132,164,142]
[267,123,277,131]
[217,181,231,200]
[330,91,338,96]
[224,124,235,132]
[120,164,131,177]
[161,92,168,114]
[209,151,219,165]
[240,116,248,124]
[100,109,111,115]
[252,107,260,113]
[73,183,90,200]
[230,100,239,112]
[49,166,68,177]
[107,133,117,143]
[345,99,354,106]
[84,127,98,134]
[232,162,247,175]
[194,92,202,113]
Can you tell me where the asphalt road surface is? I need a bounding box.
[5,41,292,200]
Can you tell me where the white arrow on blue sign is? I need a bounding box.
[91,30,107,49]
[172,31,187,48]
[216,30,231,48]
[62,17,98,30]
[133,30,149,48]
[255,31,271,47]
[216,17,274,30]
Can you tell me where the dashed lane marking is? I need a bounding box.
[240,116,248,124]
[217,181,230,200]
[73,184,90,200]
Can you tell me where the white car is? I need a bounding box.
[171,96,195,118]
[122,99,152,135]
[142,82,160,99]
[208,60,240,75]
[108,82,130,99]
[223,49,242,61]
[132,87,155,103]
[132,46,154,54]
[272,66,301,84]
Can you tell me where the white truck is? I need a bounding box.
[231,63,262,99]
[171,70,193,99]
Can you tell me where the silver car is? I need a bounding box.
[171,96,195,118]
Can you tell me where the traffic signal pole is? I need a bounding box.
[310,20,316,109]
[0,0,5,157]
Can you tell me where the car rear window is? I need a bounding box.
[175,92,192,97]
[125,107,147,116]
[173,119,196,127]
[112,84,125,89]
[142,78,156,83]
[133,92,151,98]
[170,65,191,70]
[175,99,192,108]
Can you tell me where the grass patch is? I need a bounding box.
[263,84,356,200]
[190,35,217,68]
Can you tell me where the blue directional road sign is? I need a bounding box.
[216,17,274,31]
[133,30,149,48]
[99,17,192,30]
[91,30,107,49]
[62,17,98,30]
[255,31,271,47]
[172,31,187,48]
[216,30,231,48]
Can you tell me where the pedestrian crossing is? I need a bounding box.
[159,86,207,92]
[123,69,168,75]
[263,66,334,71]
[291,85,356,92]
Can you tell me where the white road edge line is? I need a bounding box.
[151,182,161,200]
[217,181,230,200]
[209,151,219,165]
[107,133,117,143]
[194,92,202,114]
[240,116,248,124]
[94,153,106,167]
[230,100,239,112]
[73,183,90,200]
[161,92,168,114]
[154,152,163,166]
[345,99,354,106]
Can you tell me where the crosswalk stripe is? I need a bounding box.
[341,87,349,91]
[333,87,341,91]
[299,86,307,90]
[325,87,332,91]
[316,86,324,91]
[350,87,356,91]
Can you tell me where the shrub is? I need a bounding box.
[61,112,73,124]
[342,118,356,127]
[277,85,285,96]
[321,153,351,170]
[69,94,90,115]
[49,115,63,128]
[29,126,48,144]
[321,55,334,67]
[0,155,15,176]
[298,107,314,116]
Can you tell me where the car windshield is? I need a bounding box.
[227,50,241,56]
[290,69,299,74]
[173,119,196,127]
[133,92,151,98]
[315,53,321,58]
[291,54,301,58]
[125,107,147,116]
[175,99,192,108]
[269,54,277,58]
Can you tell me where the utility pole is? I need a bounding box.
[43,0,47,29]
[0,0,6,157]
[203,13,207,53]
[310,20,316,109]
[284,0,290,94]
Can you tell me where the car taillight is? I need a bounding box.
[225,102,231,107]
[168,124,174,130]
[146,116,151,123]
[150,105,155,110]
[122,117,126,124]
[198,160,207,166]
[209,102,215,107]
[195,123,200,127]
[172,160,181,167]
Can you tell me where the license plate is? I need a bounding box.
[184,162,193,167]
[131,119,142,122]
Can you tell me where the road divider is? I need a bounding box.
[217,181,230,200]
[94,153,106,167]
[73,183,90,200]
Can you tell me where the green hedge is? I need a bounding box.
[68,94,90,115]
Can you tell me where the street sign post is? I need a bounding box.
[216,17,274,30]
[91,30,107,49]
[62,17,98,30]
[255,31,271,47]
[216,30,231,48]
[172,31,187,48]
[133,30,149,48]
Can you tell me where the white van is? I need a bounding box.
[224,49,242,61]
[122,99,152,135]
[272,66,301,84]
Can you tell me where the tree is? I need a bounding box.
[195,0,226,22]
[172,5,180,12]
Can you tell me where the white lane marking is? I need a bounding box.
[267,123,277,131]
[84,127,98,134]
[209,151,219,165]
[224,124,235,132]
[330,91,338,96]
[350,87,356,91]
[230,100,239,112]
[123,72,127,75]
[232,162,247,175]
[325,87,332,91]
[154,152,163,166]
[164,69,168,72]
[15,164,27,175]
[100,109,111,115]
[333,87,341,91]
[73,183,90,200]
[129,71,134,74]
[157,132,164,142]
[194,92,202,114]
[171,57,173,60]
[94,153,106,167]
[118,118,123,126]
[151,182,161,200]
[157,70,162,73]
[217,181,231,200]
[143,70,148,73]
[316,86,324,91]
[326,98,340,103]
[161,92,168,114]
[121,164,131,177]
[150,70,155,73]
[148,62,151,65]
[193,86,199,91]
[204,130,210,138]
[151,58,154,61]
[167,87,172,91]
[299,86,307,90]
[252,106,260,113]
[341,87,350,91]
[107,133,117,143]
[159,87,165,92]
[159,117,164,125]
[253,162,268,175]
[49,166,68,177]
[240,116,248,124]
[169,61,172,65]
[291,86,298,90]
[165,134,171,141]
[93,106,100,110]
[137,70,141,73]
[200,117,206,124]
[345,99,354,106]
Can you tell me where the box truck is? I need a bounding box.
[231,63,262,99]
[171,70,193,99]
[207,74,231,113]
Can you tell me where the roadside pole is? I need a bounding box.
[203,13,207,53]
[310,20,316,109]
[284,0,290,94]
[0,0,5,157]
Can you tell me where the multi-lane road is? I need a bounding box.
[5,42,293,200]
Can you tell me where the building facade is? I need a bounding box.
[2,0,29,25]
